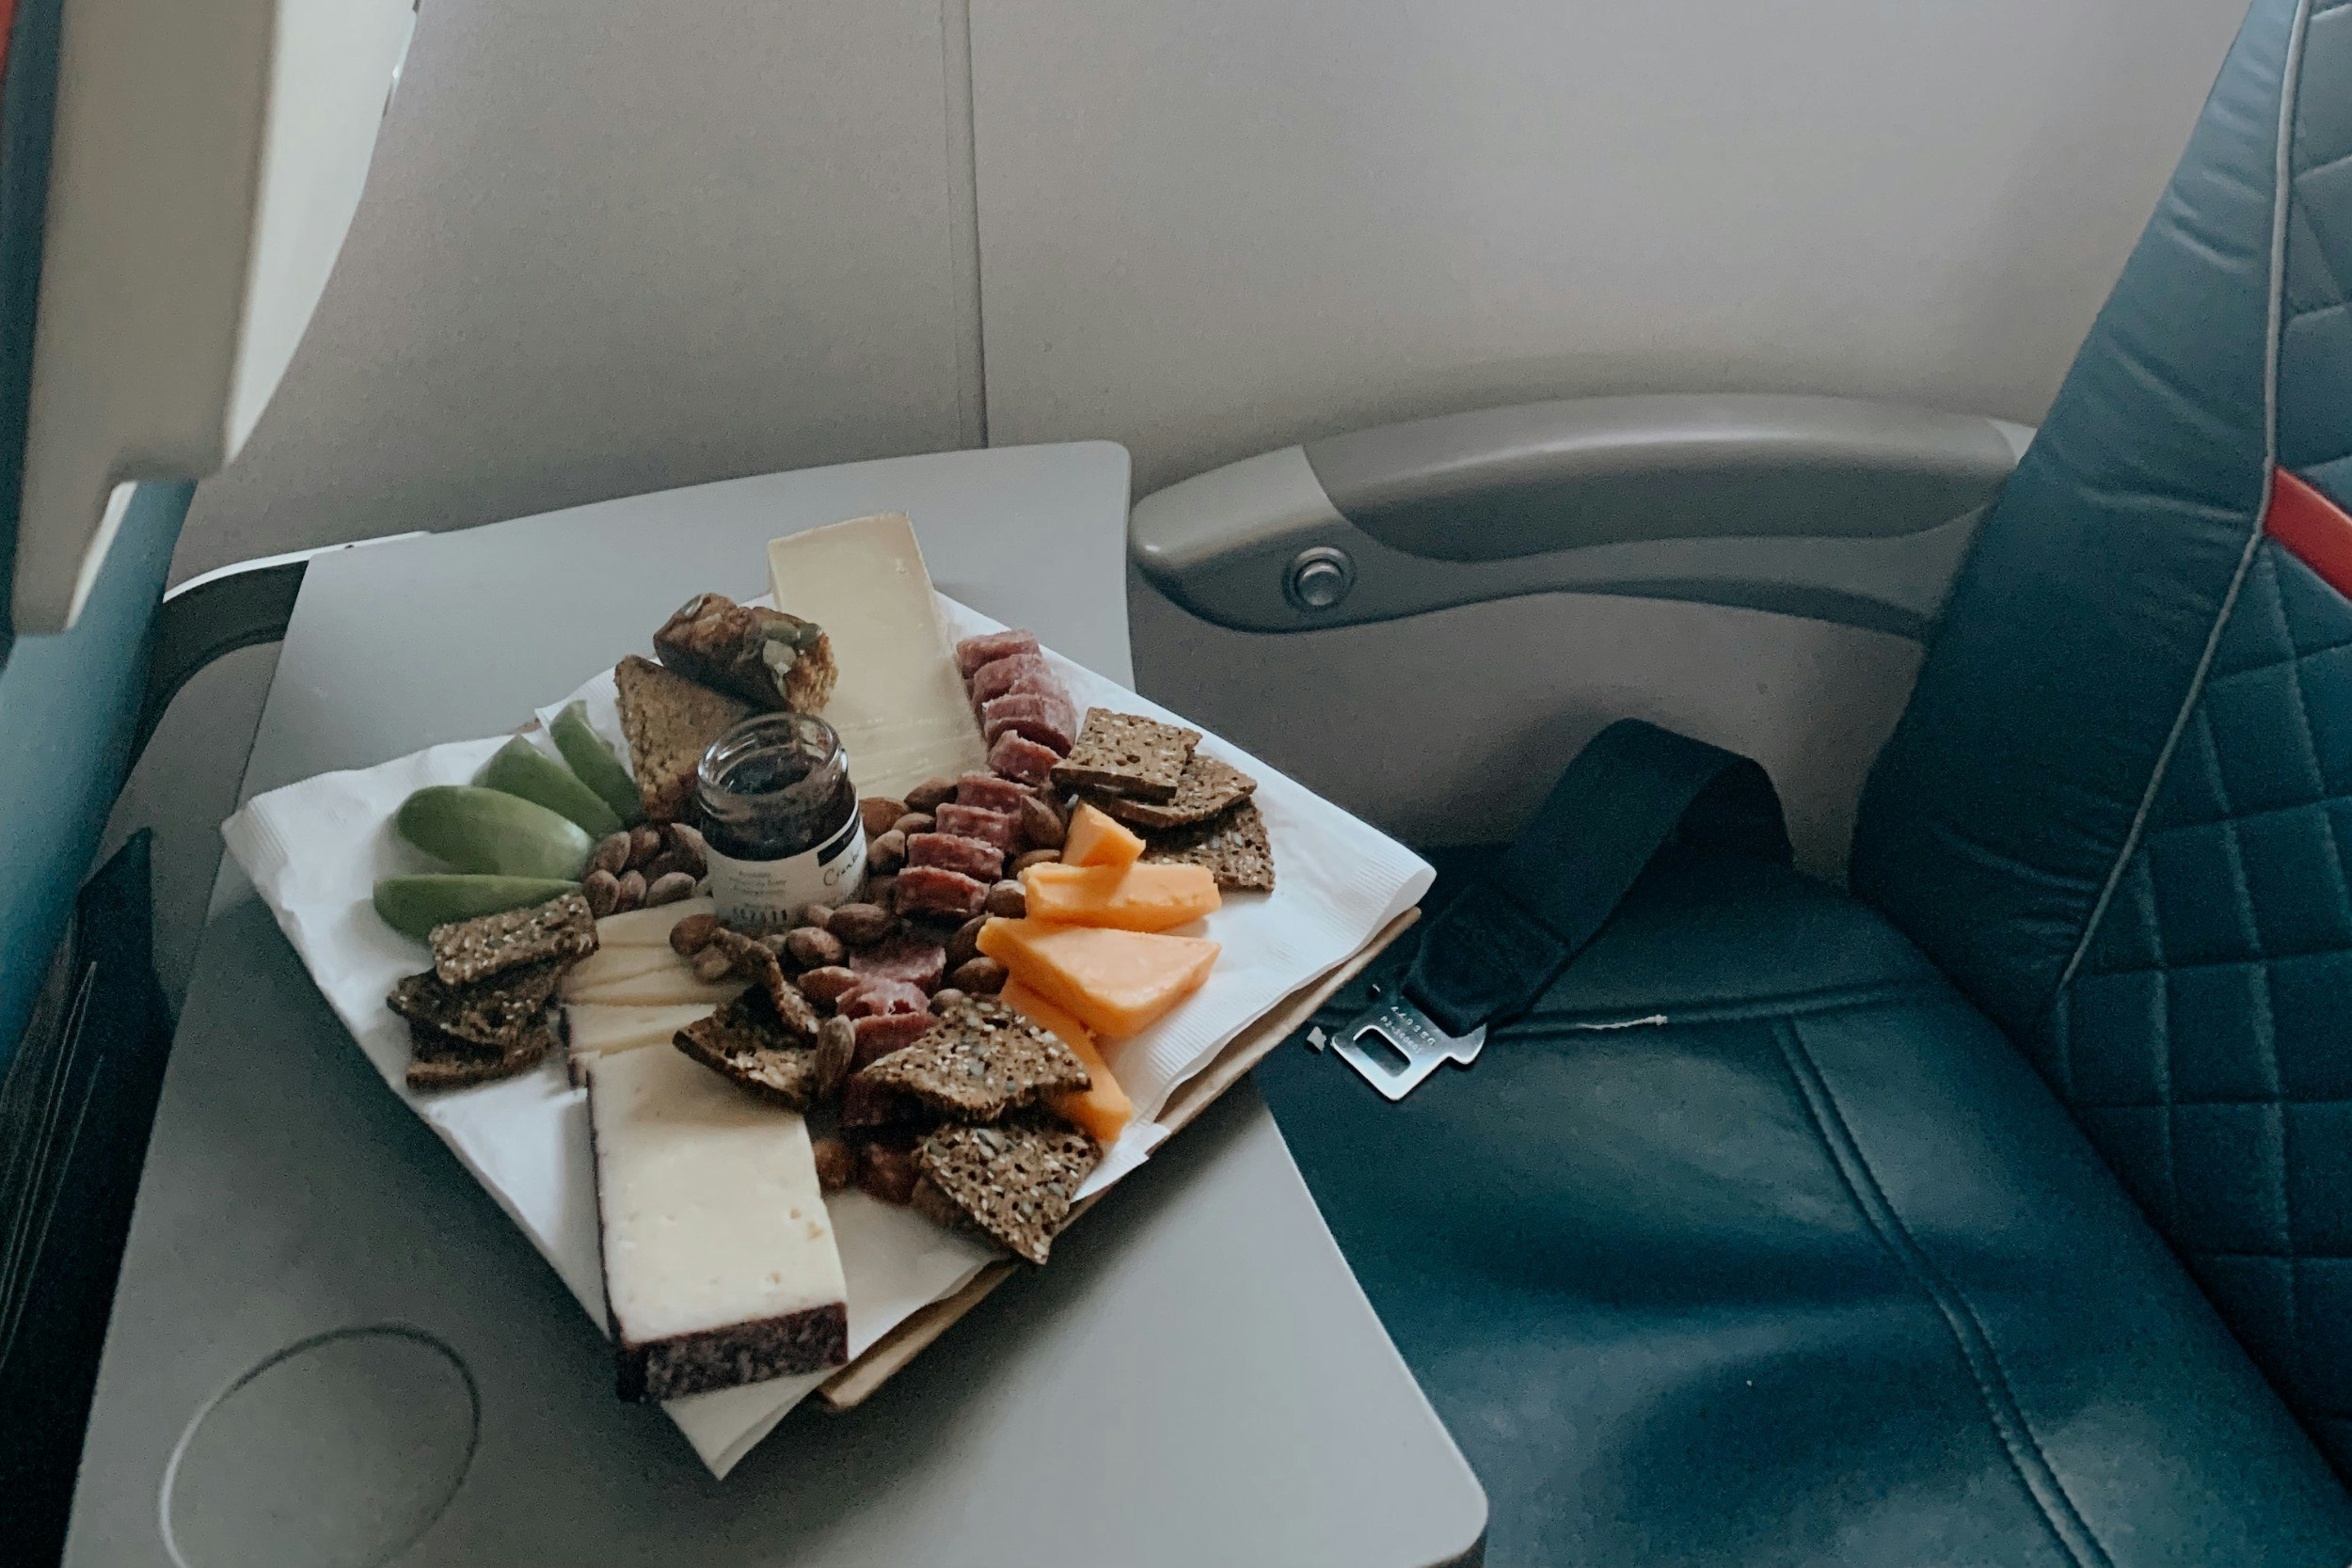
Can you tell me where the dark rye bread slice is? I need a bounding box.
[916,1118,1101,1265]
[1049,708,1199,802]
[856,996,1090,1122]
[405,1009,559,1091]
[674,991,819,1111]
[1143,800,1276,893]
[428,892,597,987]
[614,654,751,821]
[618,1303,849,1403]
[1093,754,1257,830]
[389,958,566,1050]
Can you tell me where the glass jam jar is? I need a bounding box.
[695,712,866,930]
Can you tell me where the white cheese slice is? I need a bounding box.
[564,1002,719,1085]
[594,897,717,948]
[562,943,692,997]
[588,1046,849,1401]
[566,971,748,1008]
[767,513,988,799]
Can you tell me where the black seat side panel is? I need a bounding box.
[1262,851,2352,1567]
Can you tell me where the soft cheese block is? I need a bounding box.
[594,897,718,948]
[767,514,988,799]
[564,1001,720,1083]
[588,1045,849,1402]
[977,918,1219,1038]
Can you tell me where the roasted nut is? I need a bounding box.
[948,956,1008,995]
[903,776,959,814]
[797,966,860,1006]
[984,879,1027,918]
[614,869,647,913]
[1018,795,1067,849]
[797,903,834,932]
[784,926,846,969]
[813,1016,856,1096]
[660,820,708,860]
[928,987,969,1015]
[892,811,936,837]
[859,796,908,837]
[582,868,623,918]
[829,902,895,946]
[645,870,697,907]
[866,875,898,912]
[692,944,738,983]
[669,912,723,955]
[947,915,987,970]
[857,1142,921,1206]
[1012,848,1062,875]
[867,829,908,876]
[628,825,664,867]
[810,1135,854,1193]
[589,832,631,879]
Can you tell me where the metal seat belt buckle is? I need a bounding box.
[1319,984,1486,1102]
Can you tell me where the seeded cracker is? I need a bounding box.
[388,958,566,1050]
[405,1009,560,1090]
[1049,708,1199,803]
[856,996,1090,1122]
[428,892,597,987]
[1143,800,1276,893]
[675,990,820,1111]
[917,1118,1101,1265]
[614,654,751,821]
[1094,753,1257,830]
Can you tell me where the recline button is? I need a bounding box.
[1285,546,1356,611]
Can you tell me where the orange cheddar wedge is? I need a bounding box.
[1003,980,1132,1144]
[977,918,1218,1038]
[1061,802,1145,868]
[1022,861,1221,932]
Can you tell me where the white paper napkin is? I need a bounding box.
[224,595,1432,1477]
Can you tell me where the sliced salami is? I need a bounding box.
[894,864,990,921]
[907,832,1005,881]
[955,772,1031,815]
[849,936,947,992]
[981,691,1078,752]
[837,976,929,1019]
[955,629,1041,678]
[967,653,1058,707]
[933,802,1020,853]
[989,731,1060,785]
[851,1010,938,1069]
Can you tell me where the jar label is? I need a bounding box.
[705,813,866,930]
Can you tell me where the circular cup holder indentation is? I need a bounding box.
[162,1325,479,1568]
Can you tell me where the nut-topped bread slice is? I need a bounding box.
[653,593,837,713]
[855,995,1090,1122]
[1049,708,1200,802]
[613,654,750,821]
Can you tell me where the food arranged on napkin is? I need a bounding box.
[349,512,1284,1403]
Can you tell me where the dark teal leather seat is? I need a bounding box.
[1265,0,2352,1560]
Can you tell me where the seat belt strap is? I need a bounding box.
[1329,720,1790,1100]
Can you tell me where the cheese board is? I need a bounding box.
[221,511,1433,1475]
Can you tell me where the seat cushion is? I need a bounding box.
[1260,847,2352,1566]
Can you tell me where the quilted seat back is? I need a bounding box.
[1852,0,2352,1468]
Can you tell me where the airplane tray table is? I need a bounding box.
[62,444,1487,1568]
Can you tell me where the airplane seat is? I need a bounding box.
[1147,0,2352,1560]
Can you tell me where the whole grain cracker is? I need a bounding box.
[674,990,819,1110]
[428,892,597,987]
[1049,708,1199,803]
[916,1117,1101,1264]
[405,1010,558,1091]
[1142,800,1276,893]
[855,996,1089,1121]
[388,958,566,1050]
[1093,754,1257,830]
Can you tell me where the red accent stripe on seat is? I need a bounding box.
[2266,469,2352,599]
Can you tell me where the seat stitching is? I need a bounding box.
[1774,1020,2114,1568]
[2044,0,2317,1017]
[1513,976,1947,1034]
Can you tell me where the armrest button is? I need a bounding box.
[1285,546,1356,611]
